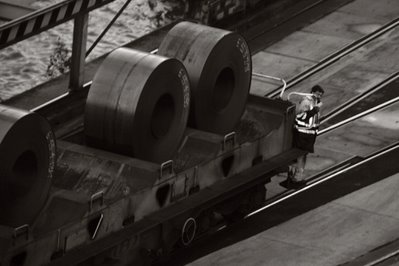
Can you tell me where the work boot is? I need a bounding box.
[294,168,304,182]
[280,166,300,189]
[287,166,296,180]
[290,168,306,188]
[282,167,306,189]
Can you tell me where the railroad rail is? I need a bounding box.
[248,142,399,217]
[319,96,399,135]
[343,237,399,266]
[265,16,399,98]
[320,71,399,124]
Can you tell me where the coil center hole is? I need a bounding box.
[151,93,175,138]
[212,67,235,112]
[11,150,38,196]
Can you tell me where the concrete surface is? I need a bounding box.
[190,172,399,266]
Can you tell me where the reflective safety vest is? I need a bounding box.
[295,96,320,135]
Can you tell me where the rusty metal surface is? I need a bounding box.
[0,105,56,227]
[158,21,252,134]
[85,48,190,163]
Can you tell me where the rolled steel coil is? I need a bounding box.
[85,48,190,163]
[0,105,56,227]
[158,21,252,134]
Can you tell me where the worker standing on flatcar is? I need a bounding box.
[287,85,324,187]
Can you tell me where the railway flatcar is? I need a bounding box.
[0,3,303,265]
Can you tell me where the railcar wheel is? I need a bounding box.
[181,217,197,246]
[85,48,190,163]
[158,21,252,134]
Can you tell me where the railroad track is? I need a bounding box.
[263,16,399,98]
[342,236,399,266]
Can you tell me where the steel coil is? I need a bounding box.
[158,21,252,134]
[85,48,190,163]
[0,105,56,226]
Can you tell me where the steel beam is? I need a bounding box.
[69,13,88,91]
